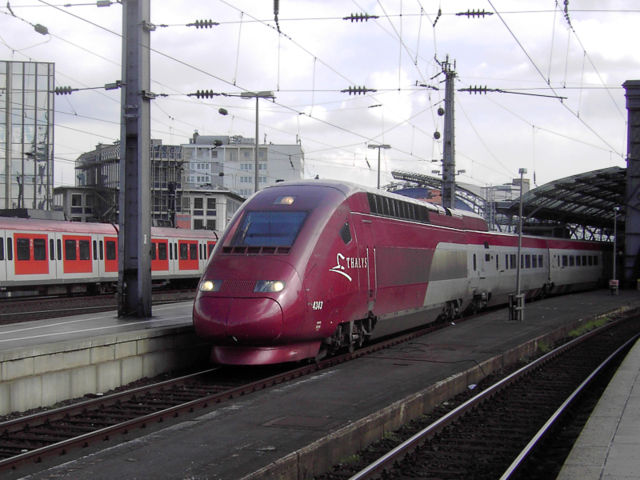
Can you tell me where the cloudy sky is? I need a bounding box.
[2,0,637,190]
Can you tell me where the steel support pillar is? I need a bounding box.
[623,80,640,289]
[118,0,152,317]
[441,59,456,209]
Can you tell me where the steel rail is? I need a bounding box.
[347,318,623,480]
[499,333,640,480]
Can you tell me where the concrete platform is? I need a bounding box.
[8,289,638,480]
[0,302,209,415]
[557,336,640,479]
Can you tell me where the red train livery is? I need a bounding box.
[0,217,217,296]
[193,180,606,365]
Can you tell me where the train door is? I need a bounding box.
[353,216,377,312]
[0,230,6,286]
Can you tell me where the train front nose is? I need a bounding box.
[193,295,284,343]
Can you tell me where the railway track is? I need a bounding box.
[0,320,447,475]
[320,316,639,480]
[0,290,196,324]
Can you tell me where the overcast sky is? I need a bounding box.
[2,0,638,190]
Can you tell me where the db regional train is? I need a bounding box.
[0,217,217,296]
[193,180,605,365]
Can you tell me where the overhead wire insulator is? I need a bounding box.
[54,86,76,95]
[190,19,219,29]
[340,85,377,95]
[188,90,219,99]
[455,9,493,18]
[342,12,378,22]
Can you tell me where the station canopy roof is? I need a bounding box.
[497,166,626,231]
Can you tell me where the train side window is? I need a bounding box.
[169,242,173,260]
[199,243,203,260]
[505,254,508,269]
[496,255,499,269]
[190,243,198,260]
[0,237,4,261]
[79,240,90,261]
[594,255,599,266]
[65,240,77,260]
[569,256,575,267]
[33,239,46,261]
[473,254,477,271]
[158,242,167,260]
[510,254,516,269]
[525,255,530,268]
[106,240,116,260]
[532,255,537,268]
[340,223,352,244]
[588,256,593,266]
[57,239,61,260]
[582,255,587,266]
[179,243,188,260]
[151,243,156,260]
[7,237,12,261]
[539,255,544,267]
[562,255,568,267]
[17,238,30,260]
[99,241,104,260]
[49,239,54,260]
[93,240,97,260]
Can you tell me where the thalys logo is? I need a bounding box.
[329,253,368,282]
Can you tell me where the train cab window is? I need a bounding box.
[33,239,46,261]
[17,238,30,260]
[231,211,308,247]
[7,237,12,261]
[65,240,76,260]
[79,240,90,261]
[57,239,61,260]
[340,223,352,244]
[99,241,104,260]
[49,239,54,260]
[158,243,167,260]
[190,243,198,260]
[106,240,116,261]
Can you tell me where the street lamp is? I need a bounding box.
[611,205,620,295]
[240,91,275,193]
[367,143,391,189]
[511,167,527,321]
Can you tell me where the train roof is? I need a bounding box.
[263,179,488,231]
[0,216,118,234]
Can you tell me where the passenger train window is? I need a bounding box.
[594,256,598,266]
[0,238,4,260]
[151,244,156,260]
[539,255,544,267]
[99,241,104,260]
[510,254,516,269]
[562,255,568,267]
[17,238,30,260]
[158,243,167,260]
[49,239,54,260]
[340,223,352,244]
[33,239,46,261]
[525,255,531,269]
[190,243,198,260]
[532,255,537,268]
[180,243,188,260]
[93,240,97,260]
[79,241,90,261]
[106,241,116,260]
[7,237,12,261]
[473,254,477,271]
[65,240,76,260]
[57,239,61,260]
[569,256,575,267]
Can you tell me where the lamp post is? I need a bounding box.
[611,205,620,295]
[511,167,527,321]
[367,143,391,189]
[240,91,275,193]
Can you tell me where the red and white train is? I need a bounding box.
[193,180,606,365]
[0,217,217,296]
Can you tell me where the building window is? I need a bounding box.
[72,194,82,206]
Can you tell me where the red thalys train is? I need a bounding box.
[193,180,606,365]
[0,217,217,296]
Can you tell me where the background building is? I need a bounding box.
[0,61,55,211]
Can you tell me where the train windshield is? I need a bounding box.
[230,211,307,247]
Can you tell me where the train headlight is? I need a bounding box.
[200,280,222,292]
[254,280,285,293]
